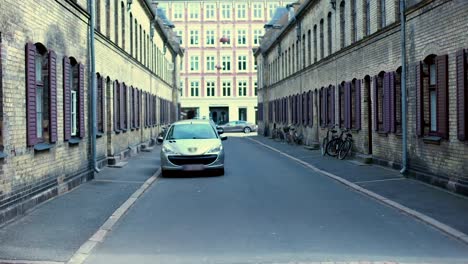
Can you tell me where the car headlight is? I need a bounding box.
[206,144,223,154]
[162,145,180,155]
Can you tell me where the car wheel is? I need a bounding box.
[243,127,251,133]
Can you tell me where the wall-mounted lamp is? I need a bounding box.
[330,0,336,9]
[127,0,133,11]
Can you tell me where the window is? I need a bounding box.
[176,30,183,45]
[365,0,371,36]
[374,72,385,132]
[340,1,346,49]
[114,0,118,44]
[173,3,184,20]
[206,81,215,97]
[313,25,318,62]
[222,56,231,71]
[188,3,200,19]
[206,56,215,71]
[179,81,184,97]
[25,43,59,146]
[205,3,215,19]
[238,55,247,71]
[221,29,231,45]
[190,81,200,97]
[327,13,332,56]
[221,3,231,19]
[237,3,247,19]
[351,0,357,42]
[206,30,215,45]
[190,56,199,71]
[253,29,263,46]
[302,35,306,68]
[379,0,386,29]
[237,29,247,45]
[222,81,231,96]
[96,0,101,31]
[135,20,138,60]
[190,30,199,45]
[238,81,247,96]
[253,3,263,19]
[268,3,279,19]
[121,2,125,49]
[97,74,105,133]
[254,59,258,71]
[254,81,258,96]
[319,20,324,59]
[307,30,312,65]
[456,49,468,141]
[130,13,133,55]
[105,0,110,38]
[66,57,84,138]
[415,55,449,138]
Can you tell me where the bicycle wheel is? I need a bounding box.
[338,140,352,160]
[156,132,164,145]
[273,130,280,141]
[326,138,341,157]
[286,133,293,144]
[321,137,328,156]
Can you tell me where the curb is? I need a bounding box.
[247,137,468,246]
[66,168,162,264]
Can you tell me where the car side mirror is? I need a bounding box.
[157,136,164,143]
[220,135,228,141]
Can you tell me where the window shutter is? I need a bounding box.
[416,62,423,137]
[63,57,71,140]
[26,43,37,146]
[373,76,378,132]
[113,81,119,132]
[119,83,125,130]
[383,72,390,133]
[345,82,351,129]
[436,54,449,139]
[137,89,140,128]
[319,89,323,127]
[303,92,307,125]
[126,85,130,130]
[78,63,85,138]
[101,77,106,133]
[355,79,361,130]
[330,86,335,126]
[310,92,313,127]
[456,49,467,141]
[389,72,396,133]
[48,51,58,143]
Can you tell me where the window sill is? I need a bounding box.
[0,151,7,159]
[96,132,104,138]
[34,143,53,152]
[377,131,388,137]
[423,136,442,145]
[68,137,81,145]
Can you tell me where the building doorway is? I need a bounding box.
[238,108,247,121]
[209,107,229,124]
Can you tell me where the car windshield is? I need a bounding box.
[166,123,217,140]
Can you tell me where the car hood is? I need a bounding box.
[164,139,221,155]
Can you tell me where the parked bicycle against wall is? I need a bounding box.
[338,129,353,160]
[272,127,285,142]
[325,128,346,157]
[156,125,168,145]
[289,125,304,145]
[321,125,338,156]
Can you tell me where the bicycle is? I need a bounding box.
[272,127,283,142]
[338,130,353,160]
[321,125,338,156]
[290,126,304,145]
[325,128,346,157]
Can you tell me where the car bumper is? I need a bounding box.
[160,151,225,171]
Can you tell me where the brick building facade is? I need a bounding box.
[255,0,468,194]
[0,0,182,224]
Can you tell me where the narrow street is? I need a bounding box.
[80,136,468,264]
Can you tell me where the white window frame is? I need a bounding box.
[190,30,199,45]
[238,81,247,96]
[222,56,231,71]
[221,3,231,20]
[173,3,184,20]
[190,81,199,97]
[205,3,216,20]
[188,3,200,20]
[253,3,263,19]
[206,81,216,97]
[237,3,247,20]
[190,56,199,71]
[222,81,231,96]
[221,29,231,46]
[206,56,215,71]
[206,30,215,45]
[237,29,247,45]
[71,90,78,136]
[238,55,247,71]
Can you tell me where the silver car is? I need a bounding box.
[219,121,258,133]
[158,119,227,176]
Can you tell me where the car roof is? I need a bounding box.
[172,119,211,125]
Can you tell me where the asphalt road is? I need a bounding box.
[85,136,468,264]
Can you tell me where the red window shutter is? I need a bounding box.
[48,51,58,143]
[113,81,119,132]
[456,49,467,141]
[119,83,125,130]
[416,62,423,137]
[383,72,390,133]
[63,57,71,140]
[436,54,449,139]
[389,72,396,133]
[25,43,37,146]
[355,79,361,130]
[373,76,378,132]
[78,63,85,138]
[330,86,335,126]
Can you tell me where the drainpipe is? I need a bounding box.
[400,0,407,174]
[89,0,100,173]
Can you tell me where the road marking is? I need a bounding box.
[353,178,406,184]
[0,261,65,264]
[66,168,161,264]
[94,179,146,184]
[247,137,468,246]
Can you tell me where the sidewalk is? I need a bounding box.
[0,146,161,263]
[250,136,468,238]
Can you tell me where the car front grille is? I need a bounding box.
[168,155,218,166]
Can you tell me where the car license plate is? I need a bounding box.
[182,164,204,171]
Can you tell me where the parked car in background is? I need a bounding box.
[158,119,227,176]
[219,121,258,133]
